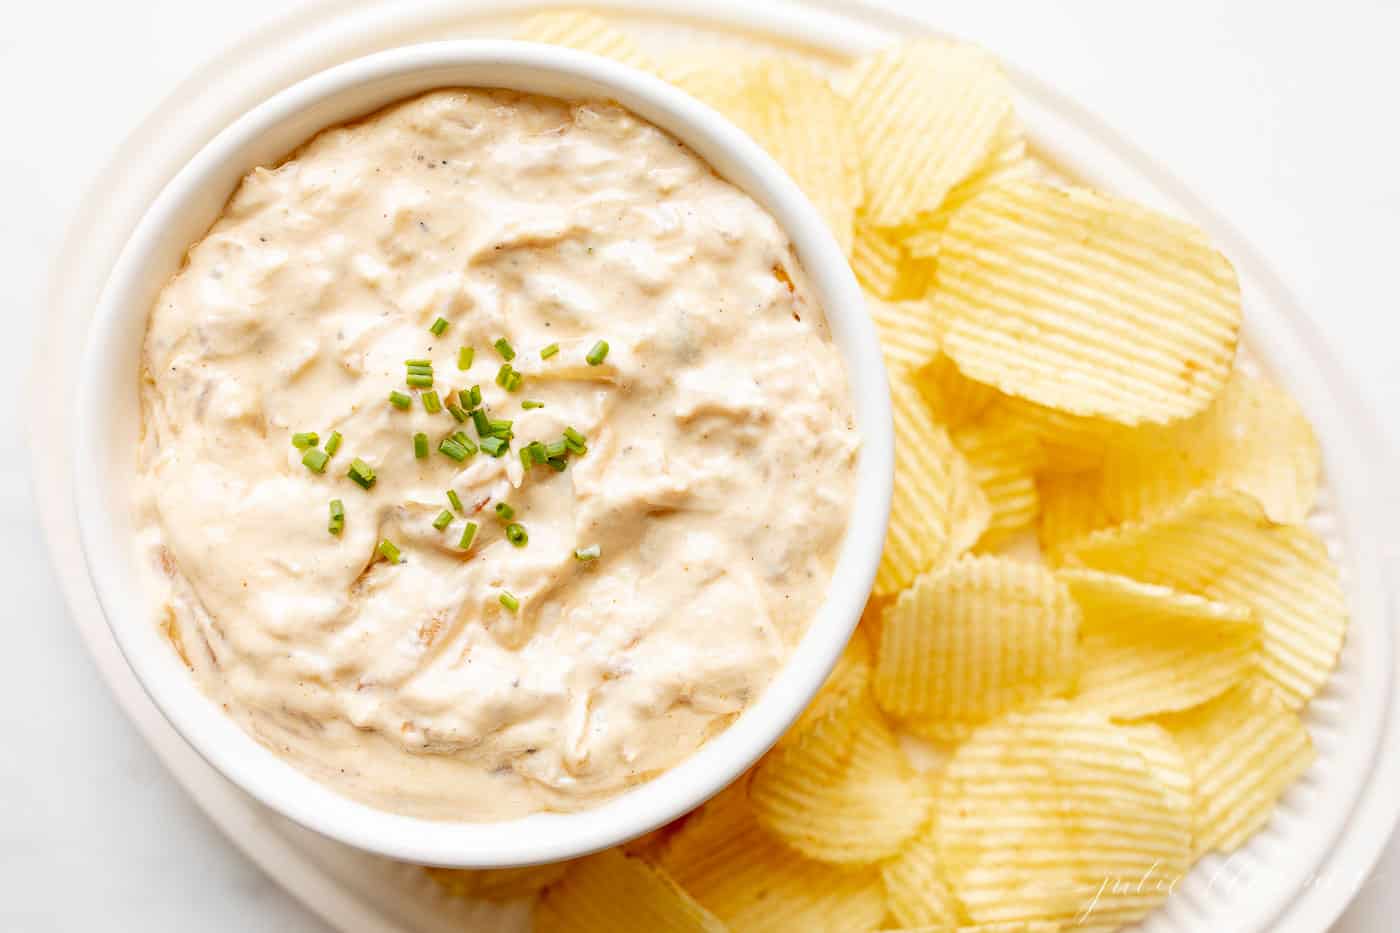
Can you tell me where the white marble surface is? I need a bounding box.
[3,1,1397,929]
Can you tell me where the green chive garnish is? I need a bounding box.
[505,523,528,547]
[522,400,544,410]
[438,438,470,462]
[421,390,442,414]
[547,457,568,472]
[446,403,467,423]
[563,426,587,448]
[523,441,548,466]
[458,346,474,370]
[328,499,345,536]
[389,390,412,410]
[406,373,433,389]
[480,435,508,457]
[446,489,464,513]
[348,458,376,490]
[499,590,519,612]
[496,363,522,392]
[585,340,609,366]
[292,432,319,450]
[467,385,483,408]
[377,538,403,563]
[429,317,449,337]
[494,502,515,521]
[487,418,513,439]
[540,343,559,360]
[493,338,515,361]
[405,359,432,367]
[459,521,478,551]
[413,432,429,459]
[302,447,330,473]
[574,544,600,561]
[432,509,454,531]
[324,431,343,457]
[545,439,568,460]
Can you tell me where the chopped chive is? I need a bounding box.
[446,402,467,423]
[328,499,345,536]
[547,457,568,472]
[585,340,609,366]
[498,590,519,612]
[406,365,434,377]
[429,317,449,337]
[452,431,478,456]
[405,359,432,367]
[563,426,587,448]
[505,523,528,547]
[302,447,330,473]
[487,418,513,439]
[545,439,567,460]
[446,489,464,513]
[494,502,515,521]
[432,509,454,531]
[519,448,533,471]
[521,400,544,410]
[505,370,523,392]
[438,438,469,462]
[574,544,600,561]
[467,385,483,408]
[469,409,489,435]
[523,441,548,466]
[406,373,434,388]
[324,431,343,457]
[479,435,508,457]
[389,390,412,410]
[421,390,442,414]
[540,343,559,360]
[348,458,376,490]
[377,538,403,564]
[458,521,479,551]
[413,432,429,459]
[493,338,515,361]
[292,432,319,450]
[457,346,474,370]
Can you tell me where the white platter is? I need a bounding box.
[30,1,1400,931]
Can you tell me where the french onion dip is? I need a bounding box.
[137,89,858,820]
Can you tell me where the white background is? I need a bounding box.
[3,1,1397,930]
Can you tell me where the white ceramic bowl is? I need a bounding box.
[71,40,893,868]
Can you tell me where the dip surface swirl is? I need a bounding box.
[137,89,858,819]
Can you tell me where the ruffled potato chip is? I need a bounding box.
[534,848,725,933]
[911,353,1000,430]
[935,182,1242,425]
[873,556,1079,734]
[1158,681,1314,855]
[935,703,1192,929]
[881,829,965,927]
[1061,568,1260,719]
[868,296,941,372]
[660,780,887,932]
[845,40,1014,229]
[951,418,1045,547]
[1065,490,1346,708]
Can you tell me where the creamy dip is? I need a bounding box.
[136,89,857,820]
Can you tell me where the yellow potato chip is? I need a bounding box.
[515,10,657,72]
[672,59,861,255]
[1065,489,1347,708]
[1117,721,1196,821]
[1158,681,1314,854]
[845,40,1014,229]
[660,780,888,932]
[873,556,1079,733]
[1086,371,1322,531]
[851,218,904,297]
[868,296,941,372]
[911,353,1000,430]
[951,418,1046,547]
[934,181,1242,425]
[996,395,1129,473]
[424,862,569,901]
[1061,568,1260,719]
[935,703,1192,929]
[752,691,929,865]
[1037,470,1113,565]
[881,829,964,927]
[878,376,989,594]
[778,634,870,759]
[534,848,725,933]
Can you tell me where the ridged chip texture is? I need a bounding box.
[659,780,888,932]
[951,417,1046,546]
[1158,681,1315,855]
[881,828,965,927]
[873,556,1080,733]
[846,40,1014,228]
[912,354,1000,430]
[935,703,1192,930]
[1061,568,1261,719]
[534,848,726,933]
[751,691,930,864]
[868,296,942,372]
[934,182,1242,425]
[1065,490,1347,709]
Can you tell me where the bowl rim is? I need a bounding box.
[71,38,893,867]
